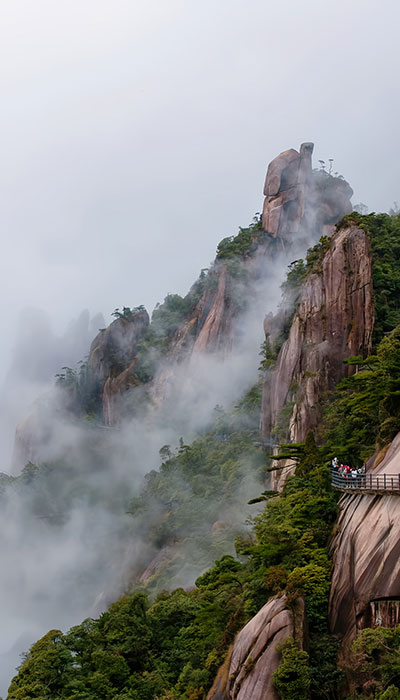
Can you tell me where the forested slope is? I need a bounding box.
[5,160,400,699]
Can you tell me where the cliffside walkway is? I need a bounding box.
[331,470,400,495]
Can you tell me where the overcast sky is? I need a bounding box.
[1,0,400,380]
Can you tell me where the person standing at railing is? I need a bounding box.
[357,467,365,485]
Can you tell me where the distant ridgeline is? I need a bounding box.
[7,145,400,700]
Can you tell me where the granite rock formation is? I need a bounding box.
[59,144,354,424]
[262,143,313,238]
[261,224,374,446]
[207,595,304,700]
[262,142,352,242]
[151,144,353,407]
[87,308,149,425]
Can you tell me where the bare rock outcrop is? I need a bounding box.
[87,308,149,425]
[161,265,234,363]
[262,143,313,238]
[329,432,400,648]
[207,595,304,700]
[262,142,352,242]
[88,309,149,386]
[261,224,374,445]
[192,267,233,355]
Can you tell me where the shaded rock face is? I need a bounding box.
[87,309,149,425]
[207,595,304,700]
[192,267,233,355]
[261,225,374,445]
[149,264,235,407]
[262,142,352,242]
[329,432,400,648]
[163,265,234,362]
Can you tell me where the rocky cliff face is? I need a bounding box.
[207,595,305,700]
[151,143,353,408]
[87,308,149,425]
[329,432,400,648]
[261,224,374,446]
[262,142,352,243]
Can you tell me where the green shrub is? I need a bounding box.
[216,215,264,259]
[273,638,311,700]
[322,326,400,462]
[347,625,400,697]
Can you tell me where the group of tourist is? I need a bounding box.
[331,457,365,485]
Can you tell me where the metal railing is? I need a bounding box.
[331,470,400,493]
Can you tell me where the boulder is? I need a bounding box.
[207,595,304,700]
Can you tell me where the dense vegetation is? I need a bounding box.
[127,390,266,593]
[7,212,400,699]
[7,436,339,700]
[216,214,266,259]
[346,625,400,698]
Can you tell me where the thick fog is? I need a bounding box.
[1,0,400,695]
[0,247,292,696]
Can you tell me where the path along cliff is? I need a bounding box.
[330,432,400,648]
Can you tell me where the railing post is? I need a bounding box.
[391,477,394,490]
[377,477,380,490]
[384,474,387,489]
[370,473,372,490]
